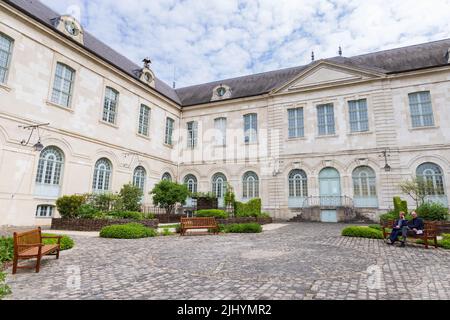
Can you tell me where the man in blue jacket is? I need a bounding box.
[399,211,425,247]
[388,211,408,245]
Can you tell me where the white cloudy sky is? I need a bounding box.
[41,0,450,88]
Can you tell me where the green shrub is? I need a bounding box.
[108,211,143,220]
[77,204,101,219]
[223,223,263,233]
[90,193,123,212]
[341,226,384,239]
[235,198,262,217]
[100,223,157,239]
[258,212,272,218]
[195,209,228,219]
[440,239,450,250]
[119,184,143,212]
[0,237,13,264]
[160,228,173,236]
[151,180,190,214]
[42,234,75,251]
[393,197,408,215]
[0,271,11,300]
[368,224,382,231]
[56,195,86,218]
[416,202,449,221]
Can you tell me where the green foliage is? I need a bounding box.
[416,202,449,221]
[399,178,434,207]
[368,224,382,231]
[56,195,86,218]
[119,183,143,212]
[195,209,228,218]
[160,228,174,236]
[191,192,217,200]
[393,197,408,215]
[259,212,272,218]
[223,223,263,233]
[224,184,236,208]
[77,204,101,219]
[90,193,123,212]
[100,223,157,239]
[0,237,13,264]
[234,198,262,217]
[0,270,11,300]
[341,226,384,239]
[108,211,143,220]
[151,180,190,214]
[42,234,75,251]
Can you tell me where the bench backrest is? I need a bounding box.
[13,227,42,254]
[381,219,438,235]
[181,217,217,227]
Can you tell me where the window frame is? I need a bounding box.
[184,174,198,193]
[244,113,258,144]
[92,158,112,193]
[138,104,151,137]
[408,91,435,128]
[287,107,305,139]
[242,171,259,199]
[133,166,147,192]
[187,121,198,149]
[35,205,55,218]
[102,87,119,125]
[214,117,227,146]
[35,146,64,186]
[348,99,369,133]
[165,117,175,146]
[50,62,75,108]
[288,169,308,198]
[317,103,336,136]
[0,32,14,85]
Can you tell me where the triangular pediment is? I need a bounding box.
[274,61,384,93]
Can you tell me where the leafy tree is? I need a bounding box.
[224,183,236,215]
[399,178,434,208]
[119,183,143,212]
[56,195,85,218]
[150,180,190,214]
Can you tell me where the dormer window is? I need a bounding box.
[53,15,84,44]
[139,58,156,88]
[211,84,232,101]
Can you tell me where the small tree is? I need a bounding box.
[150,180,190,214]
[120,183,143,212]
[399,178,434,208]
[224,183,236,215]
[56,195,86,218]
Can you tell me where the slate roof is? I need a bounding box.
[4,0,450,107]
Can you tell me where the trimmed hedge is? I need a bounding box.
[42,234,75,251]
[100,223,157,239]
[107,211,143,220]
[56,195,85,218]
[223,223,263,234]
[342,226,384,239]
[195,209,228,219]
[234,198,262,217]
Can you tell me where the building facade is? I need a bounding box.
[1,0,450,226]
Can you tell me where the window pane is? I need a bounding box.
[51,63,74,107]
[349,99,369,133]
[409,92,434,128]
[244,114,257,143]
[138,105,150,136]
[288,108,304,138]
[318,104,335,135]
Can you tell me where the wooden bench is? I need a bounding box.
[13,227,62,274]
[381,220,438,249]
[180,217,219,236]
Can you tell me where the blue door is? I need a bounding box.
[321,210,338,223]
[319,168,341,206]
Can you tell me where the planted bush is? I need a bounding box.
[0,237,13,264]
[235,198,262,217]
[77,204,101,219]
[416,202,449,221]
[108,211,143,220]
[342,226,384,239]
[119,184,143,212]
[42,234,75,251]
[0,271,11,300]
[196,209,228,219]
[223,223,263,234]
[100,223,157,239]
[56,195,85,218]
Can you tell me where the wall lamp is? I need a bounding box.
[19,123,50,152]
[380,149,392,172]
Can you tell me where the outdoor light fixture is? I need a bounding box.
[380,149,392,172]
[19,123,49,151]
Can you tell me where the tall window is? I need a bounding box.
[184,174,198,193]
[93,158,112,193]
[348,99,369,132]
[36,205,54,218]
[288,170,308,198]
[288,108,304,138]
[51,62,75,107]
[317,104,335,136]
[165,117,174,145]
[417,163,445,196]
[353,166,377,197]
[244,113,258,143]
[187,121,198,149]
[0,33,13,84]
[103,87,119,124]
[214,117,227,146]
[133,166,147,191]
[212,173,227,198]
[242,171,259,199]
[36,147,64,186]
[409,92,434,128]
[138,104,151,136]
[162,172,172,182]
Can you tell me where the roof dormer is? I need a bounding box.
[211,84,232,101]
[139,58,156,88]
[52,15,84,44]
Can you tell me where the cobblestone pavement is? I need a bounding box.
[4,223,450,300]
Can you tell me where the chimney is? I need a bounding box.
[339,46,343,57]
[311,51,315,62]
[447,48,450,64]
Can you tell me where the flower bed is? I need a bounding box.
[51,218,159,232]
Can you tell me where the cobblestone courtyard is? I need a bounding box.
[4,223,450,300]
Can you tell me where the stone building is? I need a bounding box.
[1,0,450,226]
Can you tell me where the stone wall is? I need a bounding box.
[51,218,159,231]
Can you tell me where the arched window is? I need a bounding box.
[353,166,378,208]
[242,171,259,199]
[212,173,227,199]
[0,32,14,84]
[288,169,308,198]
[36,147,64,186]
[162,172,172,182]
[93,158,112,192]
[133,166,147,191]
[417,163,445,196]
[184,174,198,193]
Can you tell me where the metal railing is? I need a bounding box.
[302,196,354,208]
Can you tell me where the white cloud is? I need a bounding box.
[41,0,450,88]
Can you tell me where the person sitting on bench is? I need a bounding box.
[399,211,424,247]
[388,211,408,245]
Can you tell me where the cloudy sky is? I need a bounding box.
[40,0,450,88]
